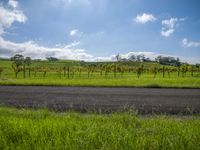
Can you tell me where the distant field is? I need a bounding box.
[0,107,199,150]
[0,60,200,88]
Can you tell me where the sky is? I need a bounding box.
[0,0,200,63]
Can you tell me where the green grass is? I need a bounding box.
[1,60,200,88]
[0,107,199,150]
[0,74,200,88]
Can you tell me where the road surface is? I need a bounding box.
[0,86,200,114]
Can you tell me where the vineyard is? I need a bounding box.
[0,56,200,88]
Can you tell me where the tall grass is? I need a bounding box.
[0,107,199,150]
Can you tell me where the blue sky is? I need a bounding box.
[0,0,200,63]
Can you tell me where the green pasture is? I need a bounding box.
[0,107,199,150]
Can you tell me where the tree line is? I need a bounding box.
[115,54,182,67]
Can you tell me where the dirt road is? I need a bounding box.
[0,86,199,114]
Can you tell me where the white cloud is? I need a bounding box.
[162,18,178,28]
[0,1,198,64]
[0,1,27,35]
[0,36,199,63]
[134,13,156,24]
[182,38,200,48]
[0,1,92,61]
[64,41,80,48]
[161,18,177,37]
[69,29,83,37]
[8,0,18,8]
[0,37,93,60]
[70,29,78,36]
[161,17,184,37]
[161,28,174,37]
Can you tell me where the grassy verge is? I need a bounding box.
[0,107,199,150]
[0,76,200,88]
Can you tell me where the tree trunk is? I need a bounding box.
[162,67,165,78]
[114,64,117,78]
[43,71,46,78]
[15,72,18,78]
[178,70,180,77]
[64,66,66,77]
[154,72,157,78]
[191,68,193,77]
[28,67,31,77]
[23,64,26,78]
[79,69,81,77]
[67,66,70,79]
[168,72,170,78]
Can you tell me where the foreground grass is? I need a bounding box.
[0,107,199,150]
[0,76,200,88]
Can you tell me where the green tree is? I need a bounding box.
[11,54,24,78]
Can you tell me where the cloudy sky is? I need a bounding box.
[0,0,200,63]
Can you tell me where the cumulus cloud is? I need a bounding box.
[182,38,200,48]
[161,17,184,37]
[162,18,178,28]
[0,37,93,60]
[134,13,156,24]
[0,36,199,63]
[161,18,177,37]
[0,1,199,64]
[161,28,174,37]
[0,0,27,35]
[0,1,92,61]
[69,29,83,37]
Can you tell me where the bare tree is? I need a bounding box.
[115,53,121,62]
[128,54,136,62]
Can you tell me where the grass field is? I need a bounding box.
[0,107,199,150]
[1,60,200,88]
[1,76,200,88]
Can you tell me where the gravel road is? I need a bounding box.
[0,86,200,114]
